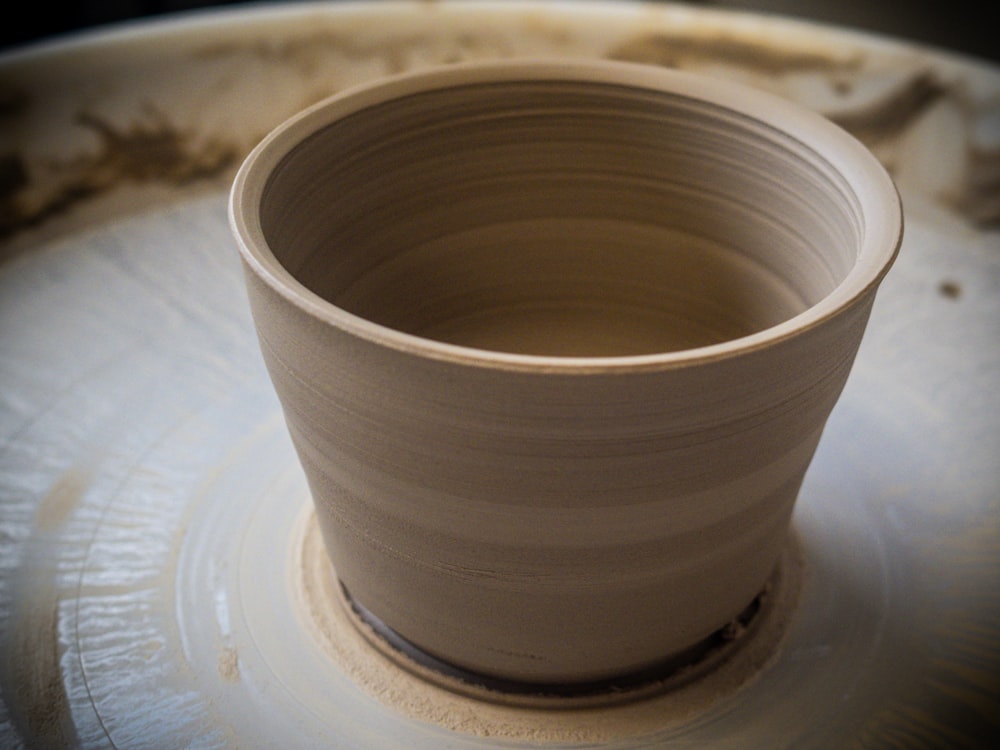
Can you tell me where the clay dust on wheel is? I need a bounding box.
[293,512,805,743]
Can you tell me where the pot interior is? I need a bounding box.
[260,79,860,356]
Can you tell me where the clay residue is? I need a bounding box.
[609,32,945,151]
[196,29,422,74]
[0,469,89,744]
[294,512,805,743]
[0,573,78,747]
[608,31,864,75]
[0,106,236,244]
[828,70,948,147]
[828,71,1000,228]
[0,85,29,118]
[938,280,963,299]
[195,28,514,76]
[947,142,1000,228]
[33,466,91,533]
[609,31,1000,230]
[218,646,240,683]
[0,153,30,239]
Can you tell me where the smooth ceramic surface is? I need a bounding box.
[1,1,998,747]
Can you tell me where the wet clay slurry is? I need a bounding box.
[230,60,901,685]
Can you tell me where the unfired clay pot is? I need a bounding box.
[229,60,901,686]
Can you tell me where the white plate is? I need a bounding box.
[1,2,998,747]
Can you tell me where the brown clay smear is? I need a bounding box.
[0,108,236,245]
[294,513,805,743]
[607,29,1000,231]
[948,142,1000,228]
[33,466,92,534]
[0,467,91,745]
[217,647,240,683]
[608,30,865,75]
[1,3,994,258]
[0,573,78,747]
[825,69,948,146]
[195,28,515,76]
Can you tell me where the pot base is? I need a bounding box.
[337,580,768,707]
[298,510,804,715]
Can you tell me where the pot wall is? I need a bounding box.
[242,263,877,682]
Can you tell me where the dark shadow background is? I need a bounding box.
[2,0,997,64]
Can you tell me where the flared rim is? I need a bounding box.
[229,58,902,373]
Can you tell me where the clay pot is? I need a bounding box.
[229,60,901,686]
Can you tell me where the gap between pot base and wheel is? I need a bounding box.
[293,511,805,739]
[336,580,767,708]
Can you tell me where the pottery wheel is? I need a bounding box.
[1,2,998,747]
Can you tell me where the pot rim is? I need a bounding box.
[228,58,902,373]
